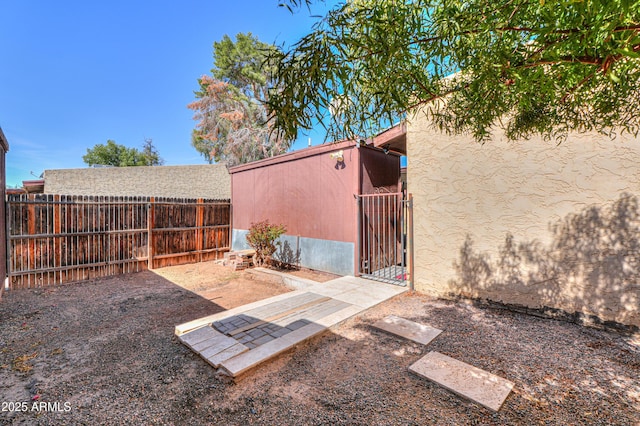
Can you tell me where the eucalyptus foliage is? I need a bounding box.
[270,0,640,142]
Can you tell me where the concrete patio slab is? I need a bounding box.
[409,351,514,412]
[372,315,442,345]
[248,267,320,290]
[176,273,408,380]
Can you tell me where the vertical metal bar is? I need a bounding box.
[400,194,406,285]
[362,197,367,274]
[407,193,414,290]
[5,197,9,288]
[368,197,372,274]
[382,195,387,276]
[397,195,401,281]
[376,195,381,277]
[393,193,398,282]
[356,195,361,276]
[365,197,369,274]
[383,194,388,278]
[367,196,372,276]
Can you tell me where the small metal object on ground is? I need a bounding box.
[409,351,514,412]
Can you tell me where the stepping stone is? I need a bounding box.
[409,351,514,412]
[372,315,442,345]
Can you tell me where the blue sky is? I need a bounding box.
[0,0,337,187]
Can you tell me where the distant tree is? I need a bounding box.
[142,137,164,166]
[188,33,290,166]
[83,140,160,167]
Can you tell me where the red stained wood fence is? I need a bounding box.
[6,194,231,289]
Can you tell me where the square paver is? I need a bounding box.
[409,351,514,412]
[270,327,292,338]
[372,315,442,345]
[248,328,267,339]
[238,335,253,344]
[253,334,276,346]
[286,319,309,331]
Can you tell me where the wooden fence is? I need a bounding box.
[7,194,231,289]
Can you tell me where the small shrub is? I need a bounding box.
[246,220,287,266]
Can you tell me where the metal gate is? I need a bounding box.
[357,192,413,287]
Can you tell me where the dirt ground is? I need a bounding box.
[0,261,638,425]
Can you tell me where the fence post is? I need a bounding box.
[407,193,414,291]
[27,195,36,285]
[196,198,204,262]
[355,195,362,276]
[53,195,61,284]
[147,197,154,270]
[5,196,11,291]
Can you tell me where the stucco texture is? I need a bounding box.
[407,112,640,327]
[44,164,230,199]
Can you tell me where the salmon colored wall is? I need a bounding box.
[360,148,401,194]
[231,141,361,244]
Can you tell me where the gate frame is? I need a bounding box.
[356,192,413,288]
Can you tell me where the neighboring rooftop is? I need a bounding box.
[44,164,231,199]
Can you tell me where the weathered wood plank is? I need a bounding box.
[204,343,249,368]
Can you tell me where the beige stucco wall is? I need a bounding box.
[44,164,230,199]
[407,112,640,327]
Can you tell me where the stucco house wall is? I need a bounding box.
[44,164,230,199]
[407,112,640,327]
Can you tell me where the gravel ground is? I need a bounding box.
[0,263,638,425]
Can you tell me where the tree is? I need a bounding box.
[142,137,164,166]
[268,0,640,143]
[83,139,162,167]
[188,33,291,166]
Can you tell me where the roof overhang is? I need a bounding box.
[371,122,406,155]
[22,179,45,193]
[0,127,9,152]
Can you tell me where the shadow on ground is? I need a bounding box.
[0,269,638,425]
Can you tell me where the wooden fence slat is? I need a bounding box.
[147,197,155,270]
